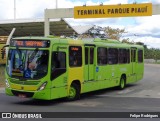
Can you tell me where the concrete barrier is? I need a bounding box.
[144,59,160,63]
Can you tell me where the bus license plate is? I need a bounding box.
[18,94,26,98]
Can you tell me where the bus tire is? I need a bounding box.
[118,76,126,90]
[67,83,80,101]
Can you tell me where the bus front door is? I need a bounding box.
[50,45,68,99]
[83,46,95,92]
[131,48,137,82]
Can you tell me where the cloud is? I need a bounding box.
[122,36,160,49]
[0,0,82,19]
[152,0,160,4]
[0,0,14,19]
[126,15,160,38]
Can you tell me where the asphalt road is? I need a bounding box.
[0,64,160,121]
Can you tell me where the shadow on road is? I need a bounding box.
[11,84,138,106]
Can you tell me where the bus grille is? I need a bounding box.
[11,90,34,98]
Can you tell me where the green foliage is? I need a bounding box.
[104,26,126,40]
[144,48,160,60]
[122,38,134,44]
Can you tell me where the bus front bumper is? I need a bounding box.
[5,88,51,100]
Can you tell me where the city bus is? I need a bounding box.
[4,36,144,100]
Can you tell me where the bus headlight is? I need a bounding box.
[37,82,47,91]
[5,79,10,88]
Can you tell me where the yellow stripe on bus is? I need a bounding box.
[10,84,37,91]
[67,40,84,93]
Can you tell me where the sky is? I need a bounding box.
[0,0,160,48]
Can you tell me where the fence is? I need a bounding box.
[144,59,160,63]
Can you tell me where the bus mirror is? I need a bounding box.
[1,48,5,59]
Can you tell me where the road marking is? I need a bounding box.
[117,89,134,94]
[64,101,102,107]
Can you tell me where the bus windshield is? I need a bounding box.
[6,49,49,80]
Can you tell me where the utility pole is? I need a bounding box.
[14,0,16,19]
[56,0,58,8]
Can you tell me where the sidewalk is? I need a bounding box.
[0,87,5,93]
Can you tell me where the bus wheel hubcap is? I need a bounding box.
[121,79,124,88]
[69,87,76,99]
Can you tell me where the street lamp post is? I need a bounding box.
[14,0,16,19]
[56,0,58,8]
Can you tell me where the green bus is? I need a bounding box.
[4,36,144,100]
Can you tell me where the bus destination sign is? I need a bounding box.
[74,3,152,18]
[10,40,50,48]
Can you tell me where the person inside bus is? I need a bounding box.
[70,56,78,66]
[73,58,78,66]
[35,52,48,72]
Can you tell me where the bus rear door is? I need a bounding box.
[83,46,96,92]
[131,47,137,82]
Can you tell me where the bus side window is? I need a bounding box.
[90,48,94,64]
[119,49,128,64]
[138,50,143,63]
[97,47,107,65]
[108,48,118,65]
[69,46,82,67]
[85,48,88,65]
[127,49,130,63]
[131,49,136,62]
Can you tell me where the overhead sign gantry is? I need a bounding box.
[74,3,152,18]
[44,3,159,36]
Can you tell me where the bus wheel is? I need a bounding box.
[67,83,80,101]
[119,76,126,90]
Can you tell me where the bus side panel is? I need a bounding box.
[96,66,109,90]
[118,64,129,84]
[51,74,68,99]
[111,64,119,87]
[136,63,144,81]
[82,65,112,93]
[95,65,118,90]
[68,67,83,93]
[126,63,133,84]
[82,64,94,93]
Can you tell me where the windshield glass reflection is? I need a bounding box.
[7,49,49,79]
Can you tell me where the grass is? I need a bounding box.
[0,64,5,87]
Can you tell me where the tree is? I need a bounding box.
[104,26,126,41]
[136,42,144,45]
[122,38,134,44]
